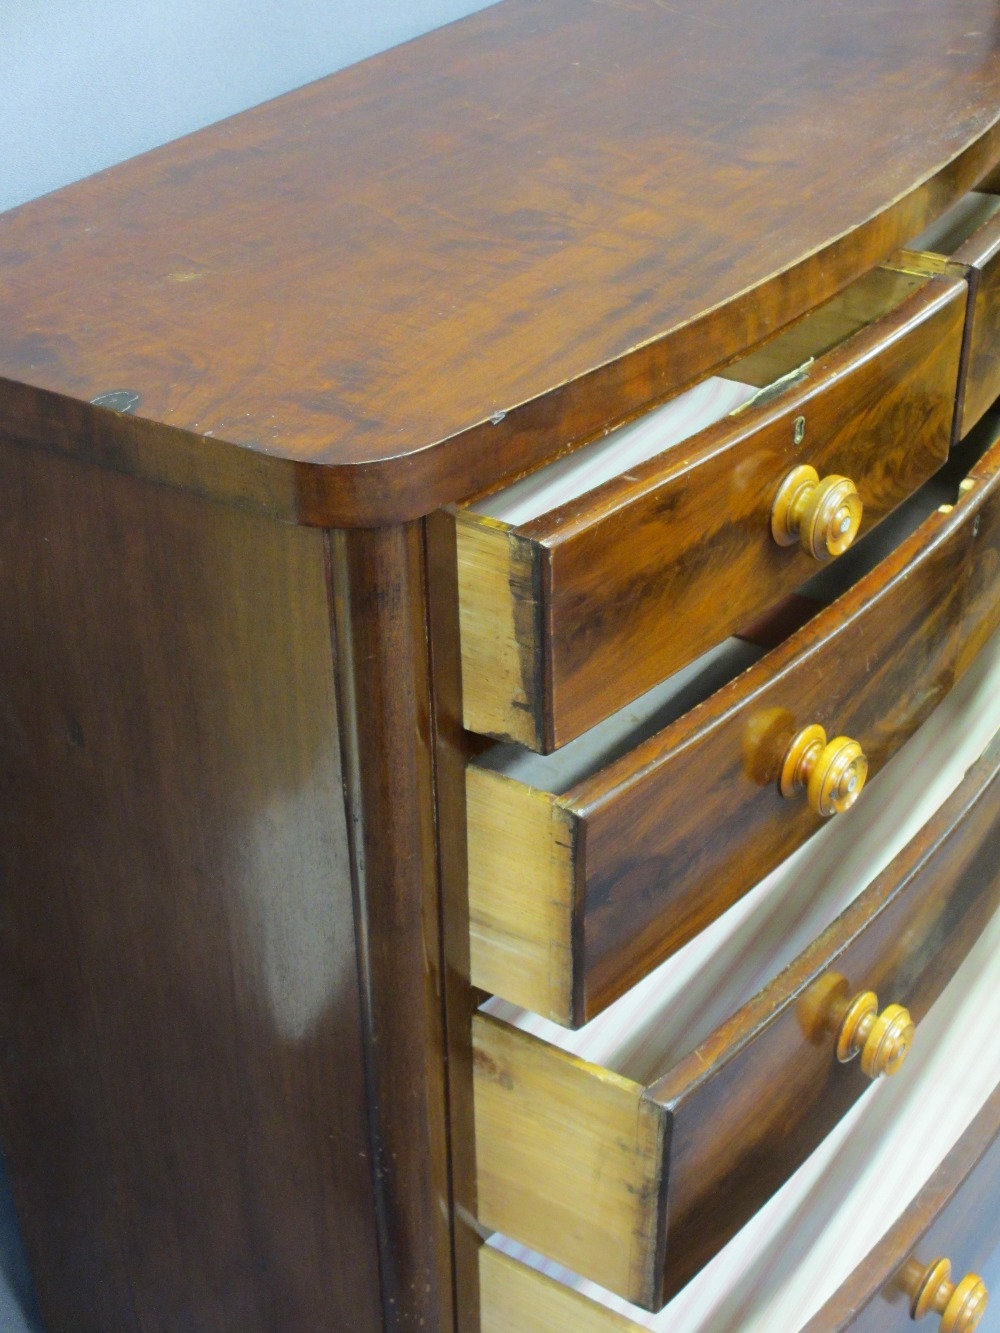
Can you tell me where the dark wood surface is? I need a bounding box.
[3,0,1000,526]
[565,429,1000,1019]
[804,1084,1000,1332]
[329,524,455,1333]
[649,731,1000,1305]
[462,272,966,751]
[4,7,1000,1330]
[0,436,384,1330]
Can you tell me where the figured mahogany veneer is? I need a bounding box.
[2,0,1000,527]
[457,270,966,751]
[469,431,1000,1025]
[473,732,1000,1310]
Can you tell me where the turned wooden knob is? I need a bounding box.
[780,724,868,816]
[835,990,914,1078]
[904,1256,988,1333]
[772,464,863,559]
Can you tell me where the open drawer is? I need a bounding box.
[475,687,1000,1318]
[480,1088,1000,1333]
[469,422,1000,1024]
[898,189,1000,440]
[456,266,967,751]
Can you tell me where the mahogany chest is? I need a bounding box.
[1,1,1000,1329]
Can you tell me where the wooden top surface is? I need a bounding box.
[3,0,1000,526]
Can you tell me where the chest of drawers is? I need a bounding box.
[2,2,1000,1330]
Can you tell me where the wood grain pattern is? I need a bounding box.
[469,431,1000,1025]
[0,436,383,1331]
[2,0,1000,525]
[3,10,999,1332]
[802,1085,1000,1332]
[467,768,576,1022]
[456,514,542,749]
[472,734,1000,1310]
[458,272,966,750]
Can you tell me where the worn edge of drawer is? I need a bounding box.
[473,1013,667,1306]
[467,767,579,1021]
[953,204,1000,438]
[455,512,545,748]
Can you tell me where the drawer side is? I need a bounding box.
[473,1014,666,1308]
[467,768,579,1024]
[457,511,546,748]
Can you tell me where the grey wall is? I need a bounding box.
[0,0,495,213]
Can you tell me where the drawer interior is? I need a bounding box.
[714,267,932,390]
[472,375,758,527]
[482,831,1000,1332]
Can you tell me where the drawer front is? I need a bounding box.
[457,272,967,752]
[803,1086,1000,1332]
[474,732,1000,1310]
[479,1087,1000,1332]
[469,433,1000,1025]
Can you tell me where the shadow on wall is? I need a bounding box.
[0,0,496,213]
